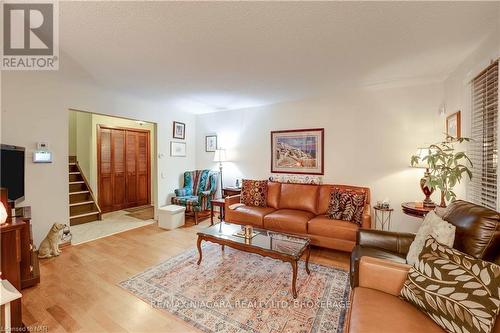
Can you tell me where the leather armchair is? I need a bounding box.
[350,229,414,287]
[350,200,500,287]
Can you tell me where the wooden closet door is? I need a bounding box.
[99,126,150,212]
[126,130,138,207]
[111,129,126,211]
[98,128,113,212]
[136,132,149,206]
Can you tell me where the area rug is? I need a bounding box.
[119,243,350,333]
[125,205,154,220]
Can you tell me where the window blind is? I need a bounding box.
[468,60,499,210]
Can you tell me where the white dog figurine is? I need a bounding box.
[38,223,66,258]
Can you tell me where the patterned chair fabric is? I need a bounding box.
[171,170,219,213]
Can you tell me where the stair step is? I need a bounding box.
[69,200,94,207]
[69,163,76,166]
[69,172,80,175]
[69,181,85,185]
[70,211,100,219]
[70,190,89,195]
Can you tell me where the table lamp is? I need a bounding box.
[213,149,226,196]
[411,148,435,208]
[0,202,8,224]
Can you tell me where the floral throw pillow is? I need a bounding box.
[240,179,268,207]
[327,188,366,225]
[400,236,500,333]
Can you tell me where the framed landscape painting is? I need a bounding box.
[271,128,324,175]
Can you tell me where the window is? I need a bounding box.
[468,60,499,210]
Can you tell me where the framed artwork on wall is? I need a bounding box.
[271,128,324,175]
[173,121,186,140]
[446,111,461,139]
[205,135,218,152]
[170,141,186,157]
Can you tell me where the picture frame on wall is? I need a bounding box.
[205,135,217,152]
[446,111,461,139]
[170,141,186,157]
[271,128,324,175]
[173,121,186,140]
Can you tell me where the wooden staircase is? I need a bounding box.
[69,156,102,225]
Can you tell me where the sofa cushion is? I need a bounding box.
[400,236,500,333]
[441,200,500,263]
[263,209,315,234]
[328,188,366,225]
[348,287,445,333]
[267,181,281,208]
[279,183,319,214]
[308,215,359,242]
[227,205,275,227]
[241,179,268,207]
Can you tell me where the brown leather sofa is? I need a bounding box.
[345,256,500,333]
[350,200,500,287]
[224,182,371,252]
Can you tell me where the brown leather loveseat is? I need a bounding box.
[225,182,371,252]
[346,200,500,332]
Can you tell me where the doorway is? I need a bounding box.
[68,109,157,244]
[97,125,151,213]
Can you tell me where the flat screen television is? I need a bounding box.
[1,144,25,202]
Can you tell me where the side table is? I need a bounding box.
[222,187,241,198]
[401,202,434,218]
[210,198,225,225]
[373,207,393,231]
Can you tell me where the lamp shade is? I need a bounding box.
[213,149,227,163]
[411,148,430,169]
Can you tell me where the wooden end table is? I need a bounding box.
[222,187,241,198]
[210,198,225,225]
[401,202,434,218]
[197,223,311,299]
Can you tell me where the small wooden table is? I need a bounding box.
[401,202,434,218]
[197,223,311,298]
[222,187,241,198]
[210,198,225,225]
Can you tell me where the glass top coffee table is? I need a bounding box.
[196,222,311,298]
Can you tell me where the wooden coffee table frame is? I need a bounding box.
[196,231,311,299]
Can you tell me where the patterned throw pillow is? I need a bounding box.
[327,188,366,225]
[240,179,268,207]
[400,236,500,333]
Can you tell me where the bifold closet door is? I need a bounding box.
[98,128,126,212]
[125,130,150,208]
[98,126,150,213]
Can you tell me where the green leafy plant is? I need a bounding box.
[410,138,473,207]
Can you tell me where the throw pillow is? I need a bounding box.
[400,236,500,333]
[406,211,456,266]
[327,188,366,225]
[240,179,268,207]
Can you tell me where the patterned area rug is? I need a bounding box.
[120,243,350,333]
[120,243,349,333]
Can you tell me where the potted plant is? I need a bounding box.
[410,138,473,207]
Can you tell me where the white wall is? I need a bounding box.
[196,83,446,233]
[1,62,195,246]
[443,32,500,202]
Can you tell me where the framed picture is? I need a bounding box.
[271,128,324,175]
[446,111,461,139]
[173,121,185,140]
[170,141,186,157]
[205,135,218,152]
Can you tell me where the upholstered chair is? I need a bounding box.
[171,170,219,224]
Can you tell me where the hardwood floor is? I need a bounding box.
[22,217,350,333]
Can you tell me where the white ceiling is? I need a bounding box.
[59,1,500,114]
